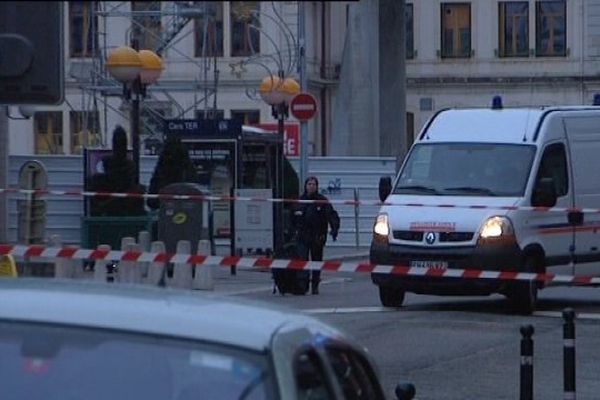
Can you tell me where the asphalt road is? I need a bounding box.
[220,266,600,400]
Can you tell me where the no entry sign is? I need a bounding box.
[290,92,318,121]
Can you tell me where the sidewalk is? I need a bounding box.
[323,245,369,261]
[214,242,369,261]
[206,244,370,295]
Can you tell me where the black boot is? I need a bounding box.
[311,279,319,295]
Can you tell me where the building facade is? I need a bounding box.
[7,1,349,157]
[6,1,600,157]
[406,0,600,136]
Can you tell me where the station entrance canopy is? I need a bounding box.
[164,118,285,256]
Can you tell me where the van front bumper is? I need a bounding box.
[369,240,523,296]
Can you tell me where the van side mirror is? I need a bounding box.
[379,176,392,202]
[395,382,416,400]
[532,177,557,207]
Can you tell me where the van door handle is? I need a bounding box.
[568,210,584,226]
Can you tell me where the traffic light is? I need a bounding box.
[0,2,64,105]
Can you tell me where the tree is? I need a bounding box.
[87,126,146,216]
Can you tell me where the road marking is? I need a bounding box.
[221,277,353,296]
[534,311,600,320]
[305,306,397,314]
[305,308,600,317]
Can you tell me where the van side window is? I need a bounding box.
[535,143,568,196]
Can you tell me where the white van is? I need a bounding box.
[370,98,600,313]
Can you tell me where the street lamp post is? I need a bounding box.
[259,73,300,254]
[106,46,162,184]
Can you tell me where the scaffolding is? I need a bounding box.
[72,1,302,153]
[73,1,221,149]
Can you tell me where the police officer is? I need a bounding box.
[293,176,340,294]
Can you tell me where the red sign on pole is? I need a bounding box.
[290,92,318,121]
[253,123,300,156]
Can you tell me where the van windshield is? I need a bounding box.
[394,143,536,197]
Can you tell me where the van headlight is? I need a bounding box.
[373,213,390,237]
[478,216,516,244]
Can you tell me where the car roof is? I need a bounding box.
[0,278,343,352]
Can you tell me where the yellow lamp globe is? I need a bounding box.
[106,46,142,83]
[259,75,285,105]
[280,77,300,104]
[138,50,163,85]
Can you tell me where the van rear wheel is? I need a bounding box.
[379,286,405,308]
[507,256,539,315]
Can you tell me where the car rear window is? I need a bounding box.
[0,320,274,400]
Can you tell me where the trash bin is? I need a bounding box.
[158,183,211,255]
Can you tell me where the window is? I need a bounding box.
[406,3,414,59]
[69,2,99,57]
[535,143,568,196]
[70,111,101,154]
[535,0,566,57]
[231,110,260,125]
[34,112,63,154]
[132,2,162,51]
[194,1,224,57]
[441,3,471,58]
[230,2,260,57]
[499,2,529,57]
[196,109,225,120]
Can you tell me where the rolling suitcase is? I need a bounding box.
[272,241,310,295]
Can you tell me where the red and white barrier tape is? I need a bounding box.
[2,244,600,285]
[0,187,596,214]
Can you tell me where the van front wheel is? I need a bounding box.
[507,256,539,315]
[379,286,405,308]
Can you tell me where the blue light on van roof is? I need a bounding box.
[491,95,503,110]
[593,93,600,106]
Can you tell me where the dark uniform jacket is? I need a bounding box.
[293,192,340,245]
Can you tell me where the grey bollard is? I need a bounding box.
[193,240,214,290]
[137,230,151,278]
[93,244,112,282]
[171,240,192,289]
[563,308,576,400]
[145,241,166,286]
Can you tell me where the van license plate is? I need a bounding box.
[410,260,448,269]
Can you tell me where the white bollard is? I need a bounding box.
[137,230,151,278]
[50,234,70,278]
[117,238,141,284]
[193,240,214,290]
[69,245,84,279]
[93,244,112,282]
[121,236,136,248]
[170,240,192,289]
[145,241,166,286]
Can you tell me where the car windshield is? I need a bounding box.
[394,143,536,197]
[0,321,273,400]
